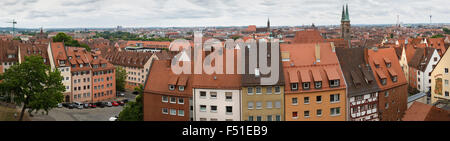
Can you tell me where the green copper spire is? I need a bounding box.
[345,4,350,21]
[341,5,346,21]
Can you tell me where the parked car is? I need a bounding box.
[122,99,129,103]
[74,102,83,109]
[89,103,96,108]
[117,101,125,106]
[116,92,125,97]
[95,102,105,108]
[68,103,75,109]
[62,103,70,108]
[112,101,119,106]
[83,103,90,109]
[106,102,113,107]
[57,103,63,108]
[132,91,139,95]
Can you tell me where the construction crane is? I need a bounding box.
[6,19,17,37]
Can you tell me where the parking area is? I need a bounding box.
[31,106,123,121]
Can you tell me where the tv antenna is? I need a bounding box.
[6,19,18,37]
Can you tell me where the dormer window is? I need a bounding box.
[314,81,322,89]
[392,76,398,82]
[80,64,83,68]
[169,85,175,91]
[381,78,387,85]
[291,83,298,91]
[375,64,380,68]
[7,54,15,58]
[302,82,310,90]
[179,86,185,91]
[329,80,340,88]
[386,63,391,68]
[59,60,65,65]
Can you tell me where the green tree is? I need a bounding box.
[443,28,450,34]
[0,55,65,121]
[115,66,127,92]
[431,34,445,38]
[52,32,72,42]
[118,84,144,121]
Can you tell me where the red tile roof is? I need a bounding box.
[368,48,407,90]
[402,102,450,121]
[292,30,326,44]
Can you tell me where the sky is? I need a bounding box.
[0,0,449,28]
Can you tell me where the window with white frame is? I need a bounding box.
[226,106,233,114]
[170,97,176,104]
[210,105,217,113]
[200,91,207,98]
[256,87,262,94]
[210,92,217,99]
[169,85,175,91]
[275,101,281,108]
[291,83,298,91]
[248,102,254,109]
[248,87,254,95]
[179,86,185,91]
[225,92,232,101]
[178,98,184,104]
[256,102,262,109]
[292,97,298,105]
[330,107,340,116]
[302,82,310,90]
[162,108,168,114]
[170,109,176,115]
[330,80,340,87]
[304,97,310,104]
[266,101,273,109]
[330,94,340,103]
[178,110,184,116]
[304,111,310,118]
[275,86,281,94]
[162,96,168,103]
[200,105,207,112]
[266,87,272,94]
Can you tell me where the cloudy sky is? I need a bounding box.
[0,0,449,28]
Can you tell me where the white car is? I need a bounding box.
[109,116,118,121]
[74,102,84,109]
[57,103,63,108]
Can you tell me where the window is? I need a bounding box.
[226,106,233,114]
[248,116,254,121]
[292,98,298,105]
[302,82,310,90]
[291,83,298,91]
[445,80,449,86]
[315,82,322,89]
[304,111,310,118]
[170,97,176,104]
[248,102,254,109]
[381,78,387,85]
[446,68,449,74]
[162,96,168,103]
[256,87,262,94]
[275,86,281,94]
[169,85,175,91]
[385,103,389,109]
[275,101,281,108]
[330,107,340,116]
[330,94,340,103]
[392,76,398,82]
[434,57,438,62]
[267,115,273,121]
[385,91,389,97]
[247,87,254,94]
[304,97,310,104]
[292,112,298,118]
[317,109,322,116]
[225,93,232,101]
[178,110,184,116]
[199,118,207,121]
[162,108,168,114]
[316,96,322,103]
[179,86,185,91]
[178,98,184,104]
[256,102,262,109]
[266,101,273,109]
[200,91,207,98]
[266,87,272,94]
[210,92,217,99]
[200,105,207,112]
[445,91,449,97]
[256,116,262,121]
[276,115,281,121]
[170,109,176,115]
[386,63,391,68]
[330,80,340,87]
[211,106,217,113]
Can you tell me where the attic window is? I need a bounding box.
[381,78,387,85]
[291,83,298,91]
[169,85,175,91]
[302,82,310,90]
[330,80,340,88]
[314,81,322,89]
[386,63,391,68]
[179,86,185,91]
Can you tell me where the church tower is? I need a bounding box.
[341,4,351,41]
[267,18,271,33]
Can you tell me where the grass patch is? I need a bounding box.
[0,105,31,121]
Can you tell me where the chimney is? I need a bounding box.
[315,44,321,63]
[330,42,336,52]
[255,68,260,77]
[364,47,369,66]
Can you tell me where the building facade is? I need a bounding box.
[431,49,450,104]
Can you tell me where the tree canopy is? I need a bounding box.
[115,66,127,92]
[52,32,91,52]
[118,84,144,121]
[0,55,65,121]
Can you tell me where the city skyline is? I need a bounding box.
[1,0,449,28]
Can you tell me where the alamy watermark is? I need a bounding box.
[169,31,280,85]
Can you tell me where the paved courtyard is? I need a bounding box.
[31,106,123,121]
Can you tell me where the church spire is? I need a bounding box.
[345,4,350,21]
[341,5,346,21]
